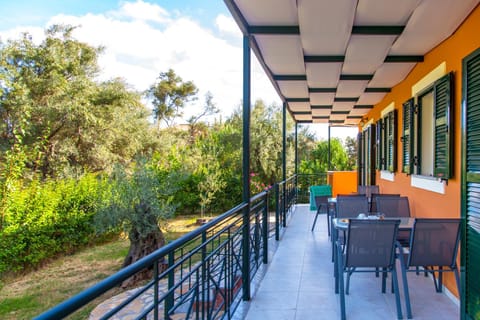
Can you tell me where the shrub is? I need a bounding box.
[0,174,107,274]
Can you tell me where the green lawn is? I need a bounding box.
[0,215,202,320]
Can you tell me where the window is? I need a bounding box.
[401,73,453,179]
[376,110,397,173]
[358,125,376,185]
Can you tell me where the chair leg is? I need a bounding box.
[337,244,346,320]
[311,212,319,231]
[454,266,461,295]
[396,244,412,319]
[392,267,404,320]
[429,267,442,293]
[346,268,355,295]
[326,210,331,236]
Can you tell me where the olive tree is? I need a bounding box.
[95,159,177,287]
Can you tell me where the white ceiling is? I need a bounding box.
[226,0,479,125]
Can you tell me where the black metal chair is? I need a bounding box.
[398,218,461,319]
[311,195,330,232]
[336,195,369,219]
[370,193,400,213]
[375,196,411,245]
[357,185,380,198]
[336,219,403,320]
[375,196,410,218]
[332,195,370,260]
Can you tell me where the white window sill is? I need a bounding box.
[410,175,445,194]
[380,171,394,181]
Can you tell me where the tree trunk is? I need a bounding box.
[121,227,166,288]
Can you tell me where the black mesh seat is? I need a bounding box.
[357,185,379,198]
[336,195,369,219]
[398,218,461,319]
[370,193,400,213]
[332,196,370,261]
[375,196,411,245]
[336,219,403,320]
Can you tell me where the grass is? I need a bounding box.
[0,215,203,320]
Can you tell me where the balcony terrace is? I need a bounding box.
[235,204,459,320]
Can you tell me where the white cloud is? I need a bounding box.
[111,0,171,24]
[0,1,280,121]
[215,14,241,37]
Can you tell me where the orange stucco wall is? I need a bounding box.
[327,171,357,197]
[363,5,480,297]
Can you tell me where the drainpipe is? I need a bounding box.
[242,35,251,301]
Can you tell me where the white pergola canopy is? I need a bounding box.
[225,0,479,126]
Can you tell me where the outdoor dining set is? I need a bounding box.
[310,185,461,320]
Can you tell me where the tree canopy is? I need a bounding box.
[147,69,198,129]
[0,25,154,179]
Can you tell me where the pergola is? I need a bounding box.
[224,0,477,125]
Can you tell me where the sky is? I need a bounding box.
[0,0,357,140]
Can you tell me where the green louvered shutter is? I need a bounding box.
[376,119,382,170]
[402,99,414,174]
[463,48,480,319]
[433,72,453,179]
[357,132,363,186]
[386,110,397,172]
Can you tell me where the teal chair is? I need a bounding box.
[309,185,332,233]
[309,185,332,210]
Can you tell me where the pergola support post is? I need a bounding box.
[241,35,251,301]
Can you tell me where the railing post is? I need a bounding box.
[275,183,280,241]
[165,251,174,320]
[282,183,287,228]
[201,231,207,320]
[263,192,269,264]
[154,262,159,320]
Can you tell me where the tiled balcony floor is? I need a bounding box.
[238,204,459,320]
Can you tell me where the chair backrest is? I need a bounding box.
[370,193,400,212]
[375,196,411,217]
[310,185,332,211]
[314,195,330,213]
[358,185,380,198]
[345,219,400,268]
[407,218,461,268]
[336,196,369,218]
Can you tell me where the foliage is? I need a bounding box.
[299,138,353,173]
[147,69,198,129]
[0,174,105,274]
[344,136,358,169]
[95,159,177,241]
[0,24,153,178]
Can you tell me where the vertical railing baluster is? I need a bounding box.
[254,205,260,263]
[263,192,269,264]
[275,183,280,241]
[165,251,174,320]
[282,183,287,227]
[201,231,207,320]
[154,261,159,320]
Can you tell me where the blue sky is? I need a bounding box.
[0,0,229,35]
[0,0,356,139]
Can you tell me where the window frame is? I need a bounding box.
[401,72,453,180]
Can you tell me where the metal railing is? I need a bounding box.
[296,173,328,203]
[35,176,298,320]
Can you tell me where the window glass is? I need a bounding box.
[419,90,434,176]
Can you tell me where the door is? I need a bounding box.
[462,47,480,320]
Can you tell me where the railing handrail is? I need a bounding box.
[35,187,280,320]
[34,201,250,320]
